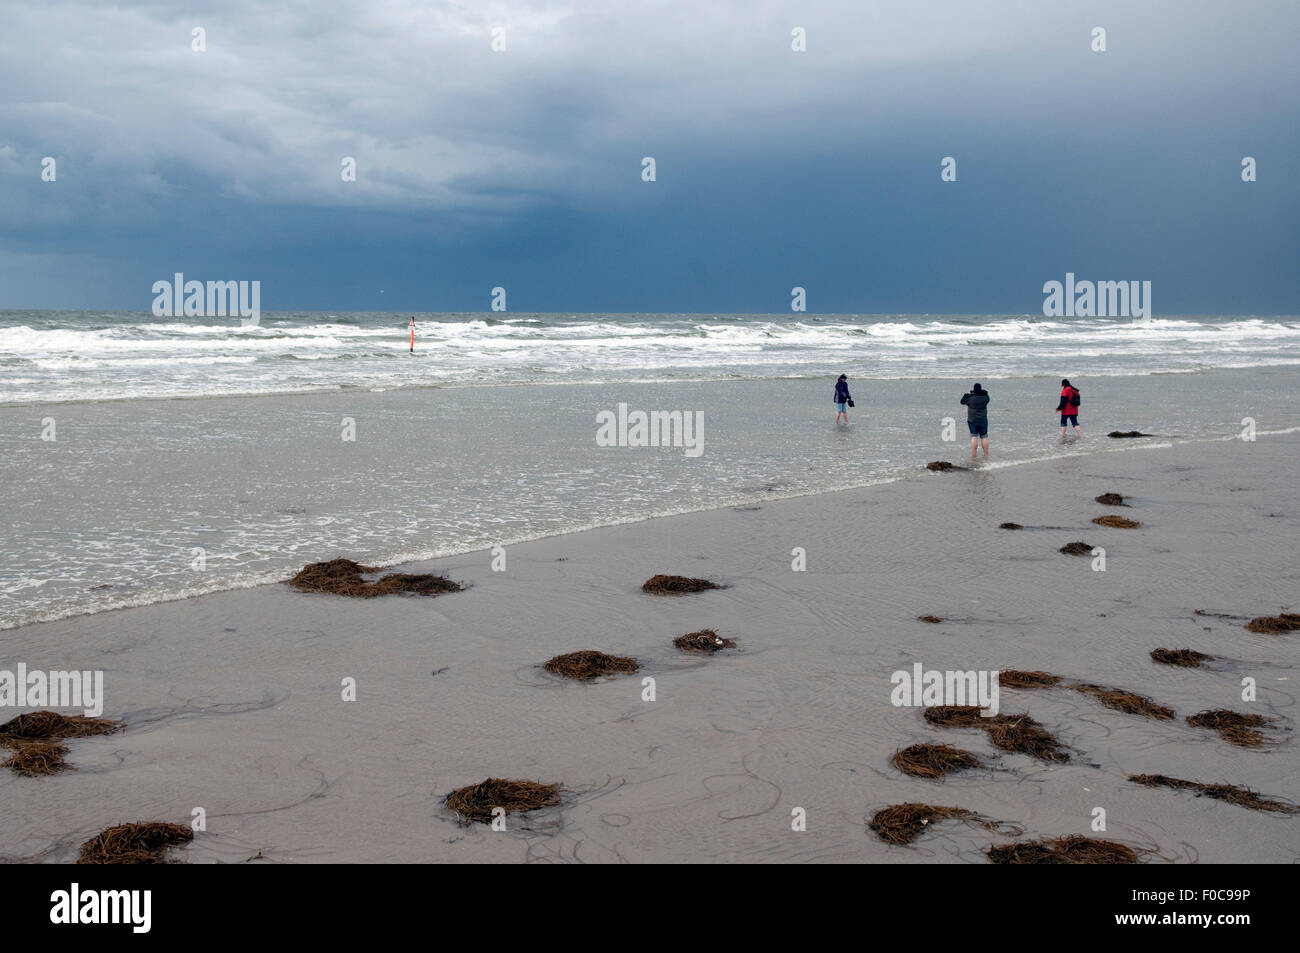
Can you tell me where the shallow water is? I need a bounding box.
[1,357,1297,629]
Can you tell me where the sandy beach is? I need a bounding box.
[2,431,1296,864]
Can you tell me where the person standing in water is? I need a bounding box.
[833,374,852,425]
[1056,378,1082,439]
[960,383,990,459]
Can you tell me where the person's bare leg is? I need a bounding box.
[1060,426,1066,439]
[1075,426,1082,438]
[981,437,989,457]
[970,435,978,459]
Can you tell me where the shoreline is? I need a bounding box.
[6,362,1300,411]
[2,431,1296,863]
[8,426,1287,632]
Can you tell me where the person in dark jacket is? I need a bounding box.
[833,374,852,425]
[960,383,990,459]
[1055,378,1082,439]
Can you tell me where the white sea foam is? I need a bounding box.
[3,312,1298,404]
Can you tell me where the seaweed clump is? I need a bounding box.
[1059,541,1094,556]
[1108,431,1152,438]
[0,711,124,777]
[925,461,958,472]
[922,707,1070,762]
[77,822,194,864]
[988,835,1139,864]
[1150,648,1213,668]
[444,777,562,825]
[0,711,123,741]
[1186,709,1273,748]
[999,670,1062,689]
[641,574,723,595]
[544,650,639,680]
[998,522,1023,530]
[890,743,982,780]
[672,629,736,653]
[923,705,986,728]
[287,558,460,598]
[868,803,993,845]
[1245,613,1300,634]
[917,615,944,624]
[1069,683,1175,720]
[1129,774,1298,814]
[1092,515,1142,528]
[1095,492,1128,506]
[983,714,1070,762]
[2,741,70,777]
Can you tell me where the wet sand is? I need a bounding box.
[2,433,1297,863]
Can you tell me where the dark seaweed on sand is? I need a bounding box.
[641,574,723,595]
[917,614,944,624]
[444,778,563,825]
[543,650,639,680]
[983,714,1070,761]
[1150,648,1213,668]
[925,461,959,472]
[998,522,1023,530]
[890,743,982,780]
[1107,431,1152,438]
[1069,683,1175,720]
[1095,492,1128,506]
[1186,709,1274,748]
[1059,541,1093,555]
[998,670,1062,689]
[1245,613,1300,634]
[2,740,70,777]
[0,711,123,740]
[77,822,194,864]
[869,803,999,845]
[987,835,1140,864]
[924,705,985,728]
[1129,774,1298,814]
[287,558,461,598]
[922,707,1070,762]
[1092,515,1141,528]
[672,629,736,653]
[0,711,125,777]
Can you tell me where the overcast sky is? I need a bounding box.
[1,0,1296,313]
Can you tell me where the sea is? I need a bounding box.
[2,310,1298,629]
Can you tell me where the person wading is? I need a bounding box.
[833,374,853,425]
[1056,378,1082,439]
[960,382,991,459]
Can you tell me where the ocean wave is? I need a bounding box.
[2,311,1298,405]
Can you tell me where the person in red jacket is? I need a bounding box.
[1056,378,1082,439]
